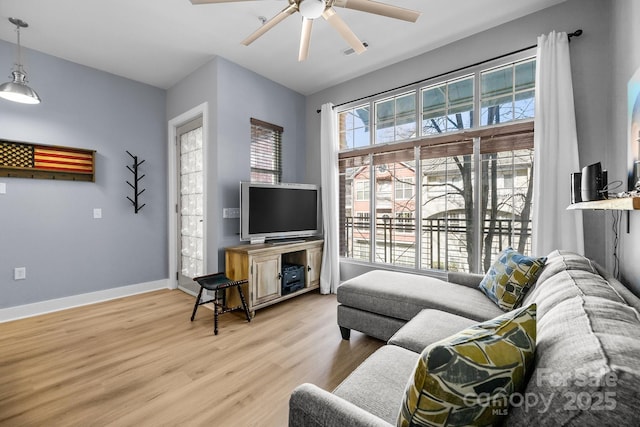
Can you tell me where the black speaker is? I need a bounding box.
[570,172,582,204]
[581,162,604,201]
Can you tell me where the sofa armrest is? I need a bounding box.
[289,383,393,427]
[447,271,485,289]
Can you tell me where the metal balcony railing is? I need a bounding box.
[342,216,532,272]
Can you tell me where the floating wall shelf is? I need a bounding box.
[0,139,95,182]
[567,197,640,211]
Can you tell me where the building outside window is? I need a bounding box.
[338,55,535,274]
[395,177,414,200]
[355,180,369,201]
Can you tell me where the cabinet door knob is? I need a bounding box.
[307,265,311,271]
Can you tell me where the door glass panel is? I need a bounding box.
[179,121,204,281]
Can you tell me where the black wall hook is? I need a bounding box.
[126,150,146,213]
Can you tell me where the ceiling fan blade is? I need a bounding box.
[333,0,421,23]
[190,0,252,4]
[299,18,314,62]
[241,4,298,46]
[322,8,366,55]
[190,0,255,4]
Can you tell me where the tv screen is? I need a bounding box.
[240,182,321,242]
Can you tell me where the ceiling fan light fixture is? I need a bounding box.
[298,0,325,19]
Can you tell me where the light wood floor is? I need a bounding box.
[0,290,383,426]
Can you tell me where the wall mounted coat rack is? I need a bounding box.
[126,151,146,213]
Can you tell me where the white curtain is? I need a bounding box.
[532,31,584,255]
[320,103,340,294]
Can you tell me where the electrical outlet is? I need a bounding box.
[0,182,6,194]
[14,267,26,280]
[93,208,102,219]
[223,208,240,219]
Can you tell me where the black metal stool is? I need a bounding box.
[190,272,251,335]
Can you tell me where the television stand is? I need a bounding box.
[224,239,323,316]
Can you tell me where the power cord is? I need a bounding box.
[612,210,621,280]
[600,180,623,198]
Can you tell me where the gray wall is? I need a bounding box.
[0,41,167,308]
[5,0,636,309]
[305,0,615,279]
[611,0,640,294]
[167,56,306,274]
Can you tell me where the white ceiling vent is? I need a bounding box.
[343,42,369,56]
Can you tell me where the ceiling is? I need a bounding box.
[0,0,566,96]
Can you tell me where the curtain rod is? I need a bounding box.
[316,29,583,114]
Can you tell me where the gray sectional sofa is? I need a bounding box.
[289,250,640,426]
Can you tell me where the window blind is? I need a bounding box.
[250,118,283,184]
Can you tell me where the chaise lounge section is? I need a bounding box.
[336,269,503,342]
[289,250,640,426]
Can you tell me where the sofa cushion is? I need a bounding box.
[505,252,640,425]
[388,309,478,353]
[397,303,537,427]
[505,296,640,426]
[521,251,627,324]
[337,270,503,323]
[478,248,547,311]
[333,345,420,425]
[534,249,598,285]
[594,261,640,313]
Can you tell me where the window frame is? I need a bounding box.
[355,180,370,201]
[250,118,283,184]
[336,49,536,274]
[395,176,415,200]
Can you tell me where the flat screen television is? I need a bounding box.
[240,182,322,243]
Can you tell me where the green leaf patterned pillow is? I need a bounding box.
[397,303,537,427]
[478,248,547,311]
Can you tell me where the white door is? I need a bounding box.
[176,117,205,295]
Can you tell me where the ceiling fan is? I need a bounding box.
[190,0,421,61]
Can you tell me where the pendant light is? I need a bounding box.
[0,18,41,105]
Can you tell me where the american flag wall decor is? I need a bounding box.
[0,139,95,182]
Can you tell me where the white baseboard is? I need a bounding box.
[0,279,171,323]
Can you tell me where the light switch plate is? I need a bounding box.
[0,182,6,194]
[93,208,102,219]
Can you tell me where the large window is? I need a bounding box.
[250,118,282,184]
[422,75,474,135]
[375,92,417,143]
[339,55,536,274]
[338,105,370,150]
[481,59,536,126]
